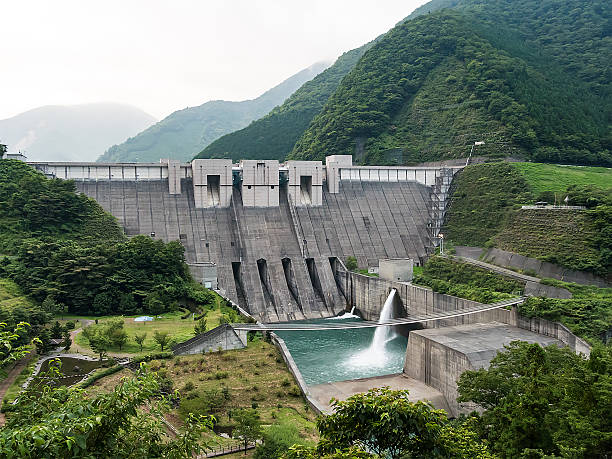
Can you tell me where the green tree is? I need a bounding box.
[0,322,32,375]
[314,387,495,459]
[82,325,111,361]
[194,317,207,336]
[0,365,213,458]
[232,408,263,454]
[345,256,358,272]
[35,328,53,355]
[50,321,63,339]
[41,296,60,316]
[283,445,375,458]
[153,330,172,351]
[111,328,129,351]
[457,342,612,458]
[62,330,71,352]
[134,332,147,352]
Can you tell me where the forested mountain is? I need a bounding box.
[0,103,156,162]
[195,45,372,161]
[98,62,328,163]
[289,0,611,166]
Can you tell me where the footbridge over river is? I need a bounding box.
[233,297,526,331]
[29,155,461,322]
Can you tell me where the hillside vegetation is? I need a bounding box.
[0,159,215,317]
[99,63,328,163]
[195,46,371,162]
[444,162,612,277]
[290,0,610,166]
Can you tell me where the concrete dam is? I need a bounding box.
[30,156,459,322]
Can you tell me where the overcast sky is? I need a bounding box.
[0,0,428,121]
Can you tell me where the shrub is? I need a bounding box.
[254,422,303,459]
[183,381,195,392]
[79,365,123,388]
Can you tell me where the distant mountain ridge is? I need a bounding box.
[98,62,329,163]
[0,103,156,162]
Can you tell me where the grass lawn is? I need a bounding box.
[75,311,196,354]
[511,162,612,194]
[2,352,38,405]
[74,303,249,355]
[88,339,318,451]
[0,278,34,310]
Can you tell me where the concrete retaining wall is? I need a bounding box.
[455,246,610,287]
[172,324,246,355]
[270,333,325,415]
[404,333,478,417]
[336,269,590,356]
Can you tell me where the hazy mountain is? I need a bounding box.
[98,62,330,163]
[0,103,156,162]
[289,0,611,166]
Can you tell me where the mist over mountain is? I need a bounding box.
[98,62,330,163]
[196,45,372,161]
[0,103,156,162]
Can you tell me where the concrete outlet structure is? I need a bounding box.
[192,159,233,208]
[287,160,323,206]
[240,160,279,207]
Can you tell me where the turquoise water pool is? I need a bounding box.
[275,318,408,385]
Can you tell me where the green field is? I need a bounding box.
[0,278,33,310]
[88,340,318,450]
[75,304,246,355]
[511,162,612,194]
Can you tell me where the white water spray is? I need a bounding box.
[345,289,398,368]
[327,305,360,320]
[369,289,398,352]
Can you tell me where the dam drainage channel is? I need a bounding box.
[274,290,407,386]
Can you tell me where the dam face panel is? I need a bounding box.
[73,161,443,322]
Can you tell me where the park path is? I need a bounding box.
[69,319,95,356]
[0,351,36,426]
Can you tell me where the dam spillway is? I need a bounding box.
[31,156,460,322]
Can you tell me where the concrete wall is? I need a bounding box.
[241,160,279,207]
[161,159,182,195]
[338,166,461,187]
[29,161,180,181]
[335,268,590,356]
[173,324,246,355]
[404,332,476,416]
[187,262,218,289]
[379,258,413,282]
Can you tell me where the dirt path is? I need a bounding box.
[0,351,36,426]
